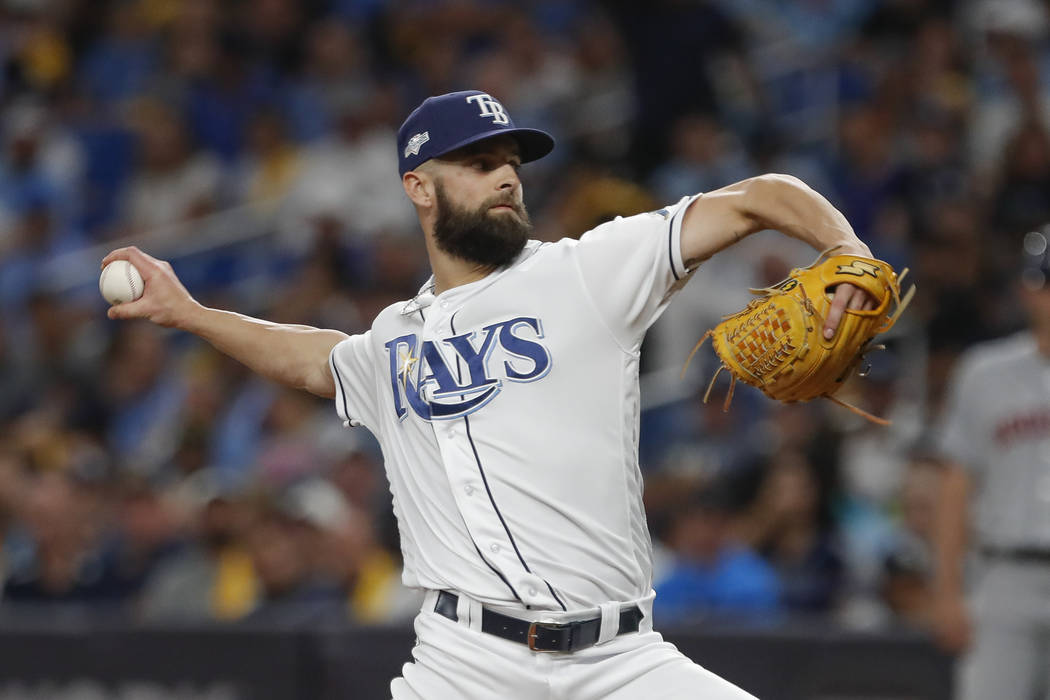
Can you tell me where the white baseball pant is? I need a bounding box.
[959,558,1050,700]
[390,592,757,699]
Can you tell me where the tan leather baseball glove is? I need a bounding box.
[684,251,915,425]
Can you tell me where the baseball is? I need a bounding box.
[99,260,144,305]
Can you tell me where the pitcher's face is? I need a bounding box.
[428,136,532,267]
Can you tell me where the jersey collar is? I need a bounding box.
[399,240,546,317]
[401,278,437,316]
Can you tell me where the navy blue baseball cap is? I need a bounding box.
[1022,227,1050,291]
[397,90,555,176]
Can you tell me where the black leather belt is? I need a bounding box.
[434,591,644,653]
[981,547,1050,564]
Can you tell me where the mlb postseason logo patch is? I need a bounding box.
[405,131,430,157]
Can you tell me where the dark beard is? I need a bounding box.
[432,181,531,268]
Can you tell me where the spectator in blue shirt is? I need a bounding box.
[654,485,780,624]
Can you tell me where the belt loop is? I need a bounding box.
[455,593,470,627]
[638,593,654,633]
[467,596,484,632]
[597,602,620,645]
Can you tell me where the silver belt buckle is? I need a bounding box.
[527,620,570,652]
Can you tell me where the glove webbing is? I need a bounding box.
[688,331,893,426]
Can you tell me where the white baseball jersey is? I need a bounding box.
[329,195,700,612]
[936,332,1050,549]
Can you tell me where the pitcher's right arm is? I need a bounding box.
[102,247,347,398]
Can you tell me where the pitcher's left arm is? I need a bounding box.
[679,174,876,337]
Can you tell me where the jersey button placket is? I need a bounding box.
[431,419,508,578]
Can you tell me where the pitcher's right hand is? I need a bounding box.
[101,247,200,328]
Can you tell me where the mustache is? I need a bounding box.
[482,193,524,215]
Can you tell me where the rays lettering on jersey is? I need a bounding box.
[994,407,1050,446]
[384,317,551,421]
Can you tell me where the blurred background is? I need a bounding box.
[0,0,1046,697]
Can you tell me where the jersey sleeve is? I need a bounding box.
[934,353,987,476]
[329,331,380,430]
[572,194,701,348]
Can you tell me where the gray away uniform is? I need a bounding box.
[937,331,1050,700]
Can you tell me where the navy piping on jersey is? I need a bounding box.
[473,542,526,606]
[450,312,568,612]
[330,357,352,422]
[668,203,684,281]
[544,579,566,610]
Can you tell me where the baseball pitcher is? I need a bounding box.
[103,91,880,699]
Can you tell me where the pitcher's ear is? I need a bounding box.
[403,170,434,208]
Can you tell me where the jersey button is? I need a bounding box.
[464,485,474,495]
[489,543,500,553]
[528,588,538,597]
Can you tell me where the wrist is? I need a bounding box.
[833,238,872,258]
[173,299,208,332]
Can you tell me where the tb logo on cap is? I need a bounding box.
[466,93,509,125]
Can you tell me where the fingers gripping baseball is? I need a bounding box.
[100,247,198,327]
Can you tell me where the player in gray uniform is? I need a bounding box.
[102,91,878,699]
[932,226,1050,700]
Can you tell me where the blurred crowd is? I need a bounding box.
[0,0,1048,633]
